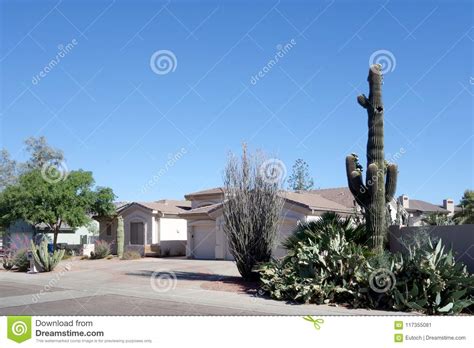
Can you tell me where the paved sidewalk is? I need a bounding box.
[0,258,405,316]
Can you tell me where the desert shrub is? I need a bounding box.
[223,148,284,280]
[258,220,474,314]
[258,218,369,305]
[122,250,141,260]
[13,248,29,272]
[90,240,111,259]
[62,249,75,260]
[2,252,14,270]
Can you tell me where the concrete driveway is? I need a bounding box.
[0,257,401,315]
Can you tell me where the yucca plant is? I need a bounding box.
[31,240,65,272]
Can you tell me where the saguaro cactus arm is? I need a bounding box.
[366,163,379,195]
[385,163,398,203]
[346,155,368,205]
[357,94,369,109]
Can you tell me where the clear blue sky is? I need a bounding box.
[1,0,472,204]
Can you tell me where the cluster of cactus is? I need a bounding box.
[117,216,124,258]
[346,64,398,252]
[31,240,65,272]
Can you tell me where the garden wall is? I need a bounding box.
[389,225,474,272]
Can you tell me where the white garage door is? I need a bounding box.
[192,225,216,259]
[224,235,235,261]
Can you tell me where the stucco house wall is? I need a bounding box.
[182,189,357,260]
[97,201,189,257]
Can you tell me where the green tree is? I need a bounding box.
[422,212,454,226]
[287,159,314,191]
[0,169,115,248]
[453,190,474,224]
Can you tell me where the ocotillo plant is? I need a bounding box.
[117,216,124,258]
[345,64,398,252]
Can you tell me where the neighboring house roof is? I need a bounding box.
[282,191,354,213]
[120,200,191,215]
[114,201,131,210]
[406,199,450,214]
[179,203,223,218]
[180,189,354,219]
[35,222,74,232]
[156,199,191,209]
[184,187,224,199]
[309,187,356,209]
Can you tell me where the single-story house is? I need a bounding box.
[180,187,357,260]
[2,220,97,251]
[398,194,460,226]
[95,199,191,256]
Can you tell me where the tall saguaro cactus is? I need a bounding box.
[117,216,124,258]
[346,64,398,252]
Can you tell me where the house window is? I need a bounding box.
[106,224,112,236]
[130,222,144,245]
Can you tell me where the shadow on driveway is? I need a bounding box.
[126,270,260,294]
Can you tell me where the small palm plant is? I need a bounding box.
[283,212,369,250]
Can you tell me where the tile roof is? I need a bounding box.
[179,203,223,217]
[407,199,450,214]
[180,190,353,218]
[184,187,224,199]
[308,187,356,209]
[282,191,353,213]
[117,200,191,215]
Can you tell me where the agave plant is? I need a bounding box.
[392,239,474,314]
[31,240,65,272]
